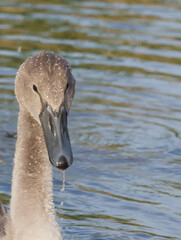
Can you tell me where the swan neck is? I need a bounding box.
[8,107,60,239]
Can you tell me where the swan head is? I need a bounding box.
[15,51,75,170]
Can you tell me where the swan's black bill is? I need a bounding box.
[39,104,73,171]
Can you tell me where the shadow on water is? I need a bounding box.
[0,0,181,239]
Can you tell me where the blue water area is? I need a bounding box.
[0,0,181,239]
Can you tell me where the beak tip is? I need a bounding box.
[56,156,69,171]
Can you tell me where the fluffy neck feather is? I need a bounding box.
[5,106,62,240]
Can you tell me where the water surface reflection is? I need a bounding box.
[0,0,181,239]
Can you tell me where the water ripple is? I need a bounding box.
[0,0,181,239]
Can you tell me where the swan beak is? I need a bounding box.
[39,104,73,171]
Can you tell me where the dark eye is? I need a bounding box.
[33,84,38,93]
[65,83,69,92]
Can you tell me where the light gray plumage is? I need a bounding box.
[0,202,7,238]
[0,51,75,240]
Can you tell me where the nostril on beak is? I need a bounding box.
[57,156,69,171]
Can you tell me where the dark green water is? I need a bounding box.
[0,0,181,239]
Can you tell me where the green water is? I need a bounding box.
[0,0,181,239]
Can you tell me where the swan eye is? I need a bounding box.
[65,83,69,93]
[33,84,38,93]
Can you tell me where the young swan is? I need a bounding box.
[1,51,75,240]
